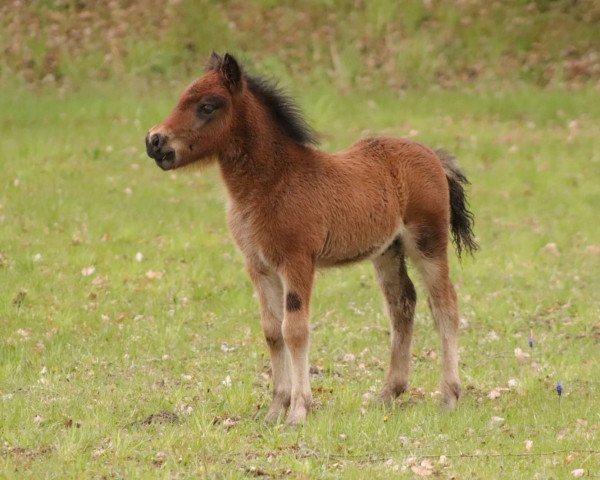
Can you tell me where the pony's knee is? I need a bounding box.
[261,318,284,350]
[282,317,309,349]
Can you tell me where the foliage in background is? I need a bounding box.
[1,0,600,91]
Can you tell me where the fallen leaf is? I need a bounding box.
[91,439,113,459]
[81,266,96,276]
[514,348,530,362]
[585,245,600,255]
[63,418,73,428]
[154,451,166,465]
[571,469,585,477]
[565,453,578,464]
[424,349,437,360]
[139,411,179,426]
[91,275,107,286]
[543,242,560,256]
[490,416,505,425]
[488,389,501,400]
[410,387,426,399]
[145,270,163,279]
[222,417,239,430]
[411,459,434,476]
[13,290,27,307]
[17,328,32,338]
[485,331,499,341]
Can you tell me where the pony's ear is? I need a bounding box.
[205,51,222,72]
[221,53,242,92]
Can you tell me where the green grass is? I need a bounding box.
[2,0,599,90]
[1,81,599,478]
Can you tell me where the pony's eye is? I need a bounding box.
[199,104,216,115]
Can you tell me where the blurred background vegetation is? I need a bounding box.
[1,0,599,93]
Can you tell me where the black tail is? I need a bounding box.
[436,149,479,258]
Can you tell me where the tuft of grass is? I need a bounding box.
[1,79,599,478]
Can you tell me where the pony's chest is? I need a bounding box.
[226,205,273,259]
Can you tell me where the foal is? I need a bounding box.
[145,53,478,425]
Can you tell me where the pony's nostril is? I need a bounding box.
[150,133,161,149]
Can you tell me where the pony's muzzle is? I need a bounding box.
[145,132,176,170]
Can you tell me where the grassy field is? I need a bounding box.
[1,76,599,478]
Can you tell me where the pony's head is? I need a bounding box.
[145,52,243,170]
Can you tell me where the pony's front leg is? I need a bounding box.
[280,258,314,425]
[247,264,291,423]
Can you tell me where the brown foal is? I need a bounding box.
[145,53,478,425]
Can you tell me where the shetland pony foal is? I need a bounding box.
[145,53,478,425]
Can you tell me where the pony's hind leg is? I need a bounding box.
[372,238,416,405]
[412,240,461,409]
[247,264,291,422]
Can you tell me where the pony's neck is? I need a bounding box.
[217,96,315,204]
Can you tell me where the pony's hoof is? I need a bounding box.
[264,407,284,424]
[441,381,460,409]
[264,393,290,424]
[285,394,310,425]
[377,389,395,406]
[441,395,457,409]
[285,407,307,426]
[377,382,407,406]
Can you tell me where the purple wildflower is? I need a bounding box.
[528,329,533,349]
[556,381,562,397]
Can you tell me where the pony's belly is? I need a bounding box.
[316,226,401,267]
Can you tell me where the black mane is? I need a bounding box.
[244,74,318,146]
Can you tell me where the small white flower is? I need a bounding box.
[222,375,232,387]
[135,252,144,262]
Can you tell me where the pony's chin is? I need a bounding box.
[155,150,176,170]
[177,155,218,171]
